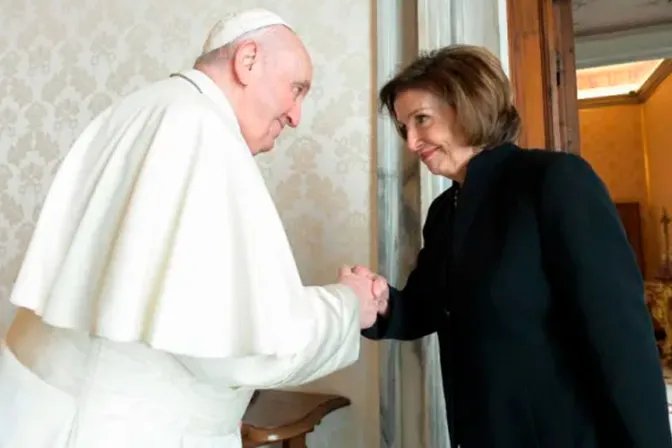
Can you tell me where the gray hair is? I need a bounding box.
[193,26,279,67]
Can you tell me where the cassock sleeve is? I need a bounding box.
[10,96,361,378]
[540,154,672,447]
[175,284,360,388]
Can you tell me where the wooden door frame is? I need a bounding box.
[506,0,580,154]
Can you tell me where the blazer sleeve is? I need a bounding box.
[540,154,672,447]
[362,193,449,341]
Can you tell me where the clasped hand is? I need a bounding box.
[338,265,389,329]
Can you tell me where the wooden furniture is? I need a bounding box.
[646,281,672,363]
[241,390,350,448]
[615,202,645,278]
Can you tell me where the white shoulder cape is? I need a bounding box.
[9,70,319,358]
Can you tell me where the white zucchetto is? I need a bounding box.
[202,8,292,54]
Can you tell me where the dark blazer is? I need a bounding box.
[363,144,672,448]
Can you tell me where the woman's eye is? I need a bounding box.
[415,114,429,125]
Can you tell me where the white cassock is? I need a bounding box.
[0,68,361,447]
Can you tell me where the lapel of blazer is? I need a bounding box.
[451,144,521,263]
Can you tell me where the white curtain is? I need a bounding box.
[376,1,510,447]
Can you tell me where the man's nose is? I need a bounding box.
[286,103,302,128]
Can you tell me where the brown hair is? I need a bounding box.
[379,44,521,148]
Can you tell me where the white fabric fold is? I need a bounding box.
[177,284,361,388]
[9,70,329,359]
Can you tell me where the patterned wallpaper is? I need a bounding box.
[0,0,378,446]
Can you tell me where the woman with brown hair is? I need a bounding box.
[359,45,671,447]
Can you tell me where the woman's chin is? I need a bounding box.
[423,162,454,180]
[423,160,441,175]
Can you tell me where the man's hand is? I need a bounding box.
[338,265,379,329]
[351,265,390,317]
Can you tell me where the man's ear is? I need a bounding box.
[231,41,259,86]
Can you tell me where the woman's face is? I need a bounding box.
[393,89,480,182]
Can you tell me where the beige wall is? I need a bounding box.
[643,73,672,270]
[579,104,648,204]
[0,1,379,446]
[579,104,656,279]
[579,74,672,280]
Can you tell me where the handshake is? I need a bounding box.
[338,265,390,329]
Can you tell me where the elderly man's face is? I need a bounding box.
[235,28,312,154]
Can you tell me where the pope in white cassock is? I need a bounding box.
[0,8,389,448]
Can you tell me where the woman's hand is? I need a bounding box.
[351,265,390,317]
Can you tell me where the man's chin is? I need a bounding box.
[258,143,275,155]
[250,142,275,156]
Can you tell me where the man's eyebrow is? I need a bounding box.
[294,81,311,91]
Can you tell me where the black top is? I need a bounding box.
[363,143,672,448]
